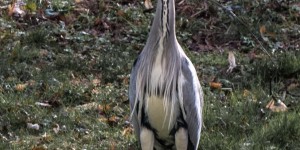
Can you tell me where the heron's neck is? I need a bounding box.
[149,0,176,41]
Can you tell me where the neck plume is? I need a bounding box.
[148,0,176,41]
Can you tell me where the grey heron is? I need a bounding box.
[129,0,204,149]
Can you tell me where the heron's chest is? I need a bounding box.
[145,95,179,139]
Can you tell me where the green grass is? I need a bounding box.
[1,0,300,149]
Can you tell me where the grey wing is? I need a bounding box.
[129,57,141,140]
[181,57,204,148]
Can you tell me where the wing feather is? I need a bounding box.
[181,57,204,148]
[129,56,141,141]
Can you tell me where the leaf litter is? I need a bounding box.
[0,0,300,149]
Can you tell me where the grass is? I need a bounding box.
[1,0,300,149]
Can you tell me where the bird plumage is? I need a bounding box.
[129,0,203,149]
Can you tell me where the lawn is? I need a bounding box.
[0,0,300,149]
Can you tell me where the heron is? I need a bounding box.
[129,0,204,149]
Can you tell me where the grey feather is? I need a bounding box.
[129,57,141,140]
[181,57,204,147]
[128,0,203,149]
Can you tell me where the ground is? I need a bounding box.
[0,0,300,149]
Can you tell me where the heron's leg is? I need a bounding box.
[140,127,154,150]
[175,128,188,150]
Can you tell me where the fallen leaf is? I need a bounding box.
[209,82,222,89]
[32,145,47,150]
[92,78,101,87]
[266,99,287,112]
[117,10,125,17]
[27,123,40,130]
[53,124,60,134]
[26,80,36,86]
[8,4,15,16]
[39,49,49,57]
[103,22,110,29]
[75,0,83,3]
[110,140,116,150]
[144,0,153,9]
[122,127,133,137]
[98,115,108,122]
[98,104,111,115]
[75,102,97,111]
[227,51,237,73]
[108,115,120,124]
[8,1,26,17]
[92,88,100,94]
[35,102,52,107]
[288,83,299,90]
[243,89,250,97]
[15,83,27,92]
[259,25,266,35]
[121,75,129,85]
[40,132,52,142]
[259,25,276,41]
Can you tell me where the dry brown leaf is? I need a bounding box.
[98,115,121,126]
[227,51,236,73]
[40,132,53,142]
[92,88,100,94]
[117,10,125,17]
[75,0,83,3]
[32,145,47,150]
[98,104,111,114]
[70,78,81,86]
[266,99,287,112]
[266,99,274,108]
[39,49,49,57]
[26,80,36,86]
[110,140,116,150]
[8,4,15,16]
[92,78,101,87]
[122,127,133,136]
[8,1,25,17]
[98,115,108,122]
[287,83,300,90]
[15,83,27,92]
[259,25,276,40]
[122,76,129,85]
[75,102,97,111]
[144,0,153,9]
[209,82,222,89]
[243,89,250,97]
[108,115,120,124]
[259,25,266,35]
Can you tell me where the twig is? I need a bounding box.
[191,10,206,18]
[286,91,300,97]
